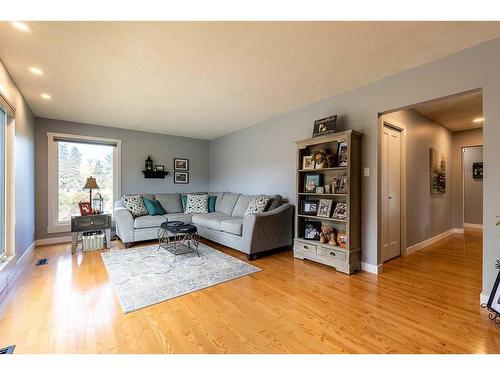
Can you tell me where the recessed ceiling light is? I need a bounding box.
[41,93,51,100]
[10,21,30,32]
[29,67,43,75]
[473,117,484,123]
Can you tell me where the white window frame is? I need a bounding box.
[47,132,121,234]
[0,94,15,264]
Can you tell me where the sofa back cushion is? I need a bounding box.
[231,195,258,217]
[154,193,182,213]
[216,192,240,215]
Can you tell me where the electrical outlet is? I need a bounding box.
[364,167,370,177]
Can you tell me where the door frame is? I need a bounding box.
[461,144,483,229]
[377,116,408,266]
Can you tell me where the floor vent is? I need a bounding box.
[35,258,48,266]
[0,345,15,354]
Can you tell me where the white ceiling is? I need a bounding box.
[413,91,483,132]
[0,22,499,140]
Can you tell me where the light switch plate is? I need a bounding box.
[364,167,370,177]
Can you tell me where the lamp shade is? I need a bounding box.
[83,176,99,190]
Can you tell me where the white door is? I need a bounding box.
[381,124,401,262]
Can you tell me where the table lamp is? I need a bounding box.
[83,176,99,213]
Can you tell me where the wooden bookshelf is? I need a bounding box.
[294,130,362,274]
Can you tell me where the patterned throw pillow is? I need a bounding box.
[244,197,270,216]
[122,194,148,218]
[185,194,209,214]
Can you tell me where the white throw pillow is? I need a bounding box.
[185,194,209,214]
[122,194,148,218]
[244,197,269,216]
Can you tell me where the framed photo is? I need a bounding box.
[78,202,92,216]
[304,173,322,193]
[333,175,347,194]
[337,141,348,167]
[316,187,325,194]
[332,202,347,220]
[473,162,483,179]
[312,115,337,137]
[174,171,189,184]
[174,158,189,171]
[487,270,500,315]
[336,232,348,248]
[302,155,314,170]
[155,165,164,172]
[301,200,318,216]
[317,199,333,218]
[304,221,322,240]
[430,148,446,194]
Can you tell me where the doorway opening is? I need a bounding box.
[378,89,483,267]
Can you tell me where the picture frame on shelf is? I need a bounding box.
[316,187,325,194]
[304,221,322,240]
[174,158,189,171]
[337,141,348,167]
[304,173,322,193]
[486,270,500,315]
[174,171,189,184]
[317,199,333,218]
[312,115,337,137]
[155,165,164,172]
[336,232,348,248]
[301,200,319,216]
[331,202,347,220]
[302,155,314,170]
[334,175,347,194]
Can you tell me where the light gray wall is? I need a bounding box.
[452,128,483,228]
[463,146,483,225]
[209,37,500,297]
[382,109,454,248]
[0,60,36,260]
[35,117,209,240]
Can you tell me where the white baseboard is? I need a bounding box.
[480,292,490,305]
[0,240,36,300]
[464,223,483,230]
[35,236,72,246]
[16,241,35,264]
[361,262,383,274]
[406,228,463,255]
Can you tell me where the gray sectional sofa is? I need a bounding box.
[114,192,294,260]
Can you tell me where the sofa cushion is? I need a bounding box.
[155,193,182,213]
[134,214,167,229]
[185,194,209,214]
[245,197,269,215]
[143,198,166,216]
[231,195,258,217]
[122,194,148,218]
[216,192,240,215]
[165,213,193,224]
[192,212,231,230]
[219,217,243,236]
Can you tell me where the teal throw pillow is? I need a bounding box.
[143,198,166,216]
[208,195,217,213]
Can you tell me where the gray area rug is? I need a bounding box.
[101,243,261,313]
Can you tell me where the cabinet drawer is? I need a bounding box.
[317,247,347,262]
[72,215,110,231]
[294,240,317,254]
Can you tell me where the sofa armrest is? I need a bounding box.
[242,203,294,254]
[114,200,135,243]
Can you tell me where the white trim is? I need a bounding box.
[47,132,121,234]
[16,241,35,264]
[463,223,483,230]
[0,240,35,298]
[35,236,72,246]
[406,228,463,255]
[361,262,383,274]
[480,292,490,305]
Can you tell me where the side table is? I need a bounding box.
[71,214,112,253]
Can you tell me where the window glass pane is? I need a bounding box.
[57,141,114,222]
[0,108,5,256]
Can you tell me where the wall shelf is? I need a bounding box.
[142,170,170,179]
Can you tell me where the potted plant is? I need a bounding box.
[312,150,327,169]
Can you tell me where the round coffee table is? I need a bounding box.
[157,221,200,262]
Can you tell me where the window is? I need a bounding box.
[0,108,5,258]
[47,133,121,233]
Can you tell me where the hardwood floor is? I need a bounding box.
[0,229,498,353]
